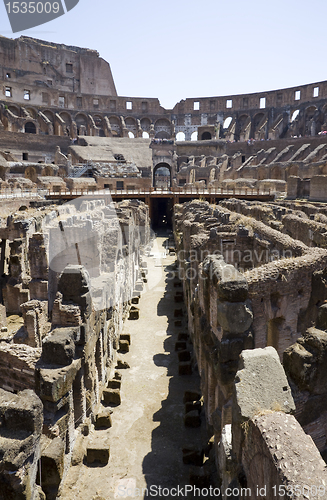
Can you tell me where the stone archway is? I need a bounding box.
[25,122,36,134]
[153,162,171,189]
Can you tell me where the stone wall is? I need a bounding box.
[0,197,150,499]
[174,199,327,495]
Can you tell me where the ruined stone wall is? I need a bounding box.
[2,35,327,145]
[174,200,327,495]
[0,197,150,499]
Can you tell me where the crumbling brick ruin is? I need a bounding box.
[0,198,150,499]
[174,199,327,495]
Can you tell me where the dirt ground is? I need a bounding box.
[58,236,214,500]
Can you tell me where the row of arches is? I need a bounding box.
[1,103,174,139]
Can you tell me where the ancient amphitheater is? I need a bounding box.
[1,35,327,500]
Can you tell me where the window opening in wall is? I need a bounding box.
[5,86,12,97]
[93,98,99,108]
[76,97,82,108]
[142,131,149,138]
[126,101,132,110]
[226,99,232,108]
[210,100,216,111]
[22,152,28,161]
[291,109,300,122]
[277,93,283,103]
[223,116,232,128]
[43,67,46,75]
[259,97,266,109]
[59,96,65,108]
[116,181,124,190]
[295,90,301,100]
[176,131,186,141]
[142,101,148,112]
[24,90,30,100]
[42,93,48,103]
[6,73,11,78]
[194,101,200,111]
[242,155,246,163]
[110,100,116,111]
[66,63,73,73]
[243,97,248,108]
[313,87,319,97]
[128,131,135,138]
[191,131,198,141]
[47,80,52,86]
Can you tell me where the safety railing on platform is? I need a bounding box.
[0,186,274,199]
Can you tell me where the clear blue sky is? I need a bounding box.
[1,0,327,109]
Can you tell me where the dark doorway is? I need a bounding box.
[153,163,171,189]
[25,122,36,134]
[151,198,173,230]
[201,131,211,140]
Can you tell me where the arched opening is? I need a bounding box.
[140,118,151,132]
[109,116,121,137]
[176,131,185,141]
[60,112,72,136]
[154,118,171,138]
[8,105,20,117]
[191,131,198,141]
[41,166,54,176]
[25,166,37,183]
[153,162,171,189]
[125,117,137,137]
[26,108,37,119]
[201,131,211,140]
[75,113,88,136]
[128,131,135,139]
[25,122,36,134]
[99,129,105,137]
[142,131,149,138]
[291,110,300,122]
[223,116,232,129]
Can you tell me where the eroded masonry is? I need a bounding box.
[2,33,327,500]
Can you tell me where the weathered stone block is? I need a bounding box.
[116,359,130,369]
[86,437,110,465]
[175,341,187,351]
[179,361,192,375]
[234,347,295,421]
[94,408,112,429]
[178,350,191,362]
[120,334,131,344]
[103,388,121,405]
[217,300,253,334]
[108,379,121,389]
[174,308,183,317]
[42,328,75,366]
[128,307,139,320]
[119,340,129,352]
[184,410,201,427]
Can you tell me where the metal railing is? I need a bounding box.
[0,186,274,199]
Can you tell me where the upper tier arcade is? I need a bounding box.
[1,35,327,142]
